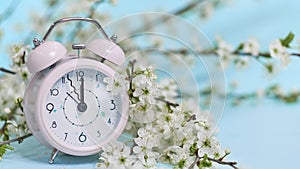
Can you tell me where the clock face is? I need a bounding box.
[43,68,123,148]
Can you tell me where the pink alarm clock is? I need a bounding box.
[23,17,129,163]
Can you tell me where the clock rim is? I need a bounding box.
[32,57,129,156]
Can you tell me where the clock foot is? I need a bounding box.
[48,148,59,164]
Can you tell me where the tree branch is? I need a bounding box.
[0,133,32,146]
[128,60,136,92]
[188,147,238,169]
[0,122,8,135]
[189,155,239,169]
[206,156,238,169]
[132,0,205,33]
[155,97,179,107]
[67,1,103,42]
[172,0,206,16]
[123,44,300,67]
[24,0,60,43]
[0,67,16,75]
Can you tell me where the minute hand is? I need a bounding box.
[77,77,87,112]
[80,77,85,103]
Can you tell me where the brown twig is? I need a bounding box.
[0,133,32,146]
[0,122,8,135]
[155,97,179,107]
[172,0,205,16]
[132,0,205,33]
[189,155,239,169]
[188,148,239,169]
[15,98,24,112]
[124,44,300,70]
[0,67,16,75]
[68,1,103,42]
[24,0,60,43]
[206,156,238,169]
[128,60,136,92]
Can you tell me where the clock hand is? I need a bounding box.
[66,92,80,104]
[80,77,85,104]
[67,74,80,101]
[77,77,87,112]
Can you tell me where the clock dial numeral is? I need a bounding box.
[97,130,101,137]
[110,100,116,110]
[62,77,65,84]
[50,88,59,96]
[64,132,68,141]
[51,121,57,128]
[76,71,84,81]
[107,118,112,124]
[78,132,87,142]
[46,103,54,114]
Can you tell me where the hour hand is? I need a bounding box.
[66,92,80,104]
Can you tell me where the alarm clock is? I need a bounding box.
[23,17,129,163]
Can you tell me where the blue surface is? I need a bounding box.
[1,0,300,169]
[201,1,300,168]
[2,137,99,169]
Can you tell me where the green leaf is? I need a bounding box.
[189,143,198,155]
[0,144,14,160]
[280,32,294,48]
[280,94,299,103]
[178,159,186,169]
[198,154,212,168]
[267,84,279,92]
[234,43,244,52]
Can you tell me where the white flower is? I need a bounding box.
[103,73,128,95]
[4,107,11,114]
[269,39,290,67]
[100,64,227,168]
[133,132,159,168]
[0,75,26,113]
[243,37,260,56]
[142,65,157,81]
[10,44,30,66]
[98,141,136,169]
[173,123,196,146]
[194,110,215,132]
[15,65,30,81]
[133,83,158,104]
[132,65,157,86]
[197,136,223,158]
[200,1,214,19]
[129,102,158,123]
[216,37,234,68]
[162,146,194,167]
[133,128,157,154]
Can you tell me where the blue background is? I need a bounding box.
[1,0,300,169]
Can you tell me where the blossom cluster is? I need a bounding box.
[269,39,290,66]
[0,44,30,140]
[97,61,229,169]
[216,33,294,70]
